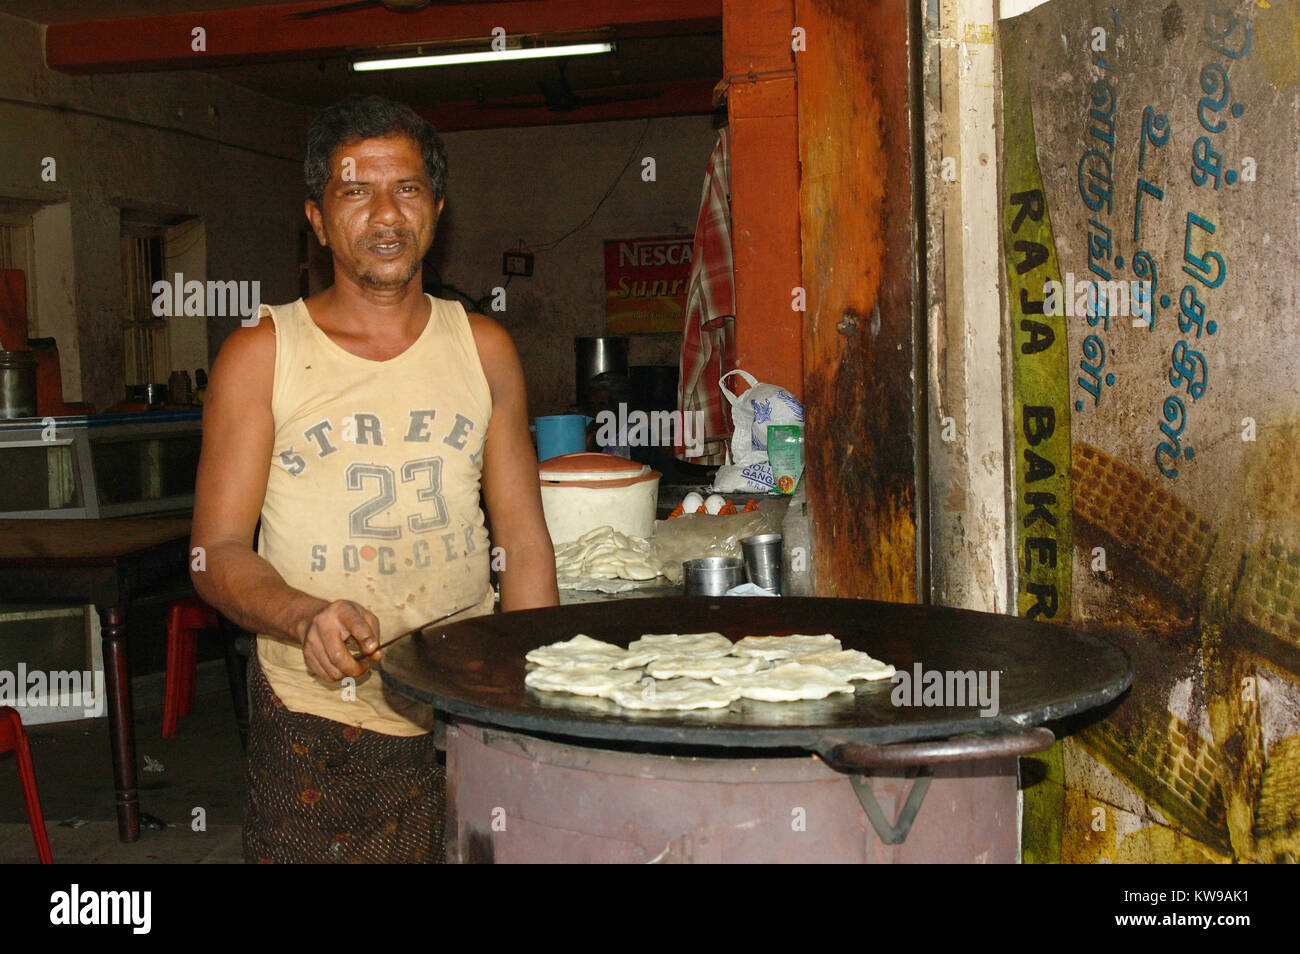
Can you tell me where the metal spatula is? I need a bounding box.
[345,600,482,661]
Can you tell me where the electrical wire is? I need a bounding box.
[427,274,510,314]
[0,95,299,163]
[161,221,207,260]
[527,119,652,254]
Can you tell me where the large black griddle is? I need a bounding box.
[380,596,1132,759]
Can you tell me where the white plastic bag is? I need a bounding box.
[712,458,775,493]
[718,369,804,463]
[711,370,803,492]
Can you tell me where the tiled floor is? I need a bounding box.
[0,665,248,864]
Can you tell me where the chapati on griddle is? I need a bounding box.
[732,634,843,660]
[626,631,734,658]
[524,631,890,711]
[645,653,764,680]
[608,678,743,711]
[713,663,856,702]
[786,649,895,682]
[524,666,644,697]
[524,634,656,671]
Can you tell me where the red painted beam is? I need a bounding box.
[46,0,722,74]
[722,0,802,401]
[418,77,716,131]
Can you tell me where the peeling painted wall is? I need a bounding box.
[1002,0,1300,863]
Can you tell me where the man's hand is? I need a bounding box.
[299,600,383,682]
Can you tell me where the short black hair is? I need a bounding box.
[303,94,448,205]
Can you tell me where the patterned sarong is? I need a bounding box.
[242,644,446,863]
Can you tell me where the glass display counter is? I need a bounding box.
[0,409,201,518]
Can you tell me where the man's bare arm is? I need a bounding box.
[189,319,381,681]
[470,313,559,611]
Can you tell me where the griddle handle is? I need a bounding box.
[814,726,1055,772]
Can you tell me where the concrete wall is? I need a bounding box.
[0,11,312,409]
[434,116,716,417]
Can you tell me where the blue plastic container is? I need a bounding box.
[533,414,592,462]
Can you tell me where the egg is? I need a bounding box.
[681,491,704,513]
[704,493,727,515]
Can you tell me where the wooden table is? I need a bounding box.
[0,517,192,842]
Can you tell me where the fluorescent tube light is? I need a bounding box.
[351,42,614,72]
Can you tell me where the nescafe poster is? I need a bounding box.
[604,235,693,334]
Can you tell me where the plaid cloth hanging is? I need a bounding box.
[676,126,736,465]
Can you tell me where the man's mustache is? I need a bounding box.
[362,231,415,247]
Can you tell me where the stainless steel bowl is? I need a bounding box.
[682,557,745,596]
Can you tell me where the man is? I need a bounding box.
[191,95,558,863]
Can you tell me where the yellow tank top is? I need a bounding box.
[255,295,495,736]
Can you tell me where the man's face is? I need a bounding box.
[306,134,443,292]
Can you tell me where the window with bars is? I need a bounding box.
[121,227,170,387]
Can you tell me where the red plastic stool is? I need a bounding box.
[0,706,53,863]
[163,597,219,738]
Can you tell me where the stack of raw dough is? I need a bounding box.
[524,631,894,711]
[552,526,663,583]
